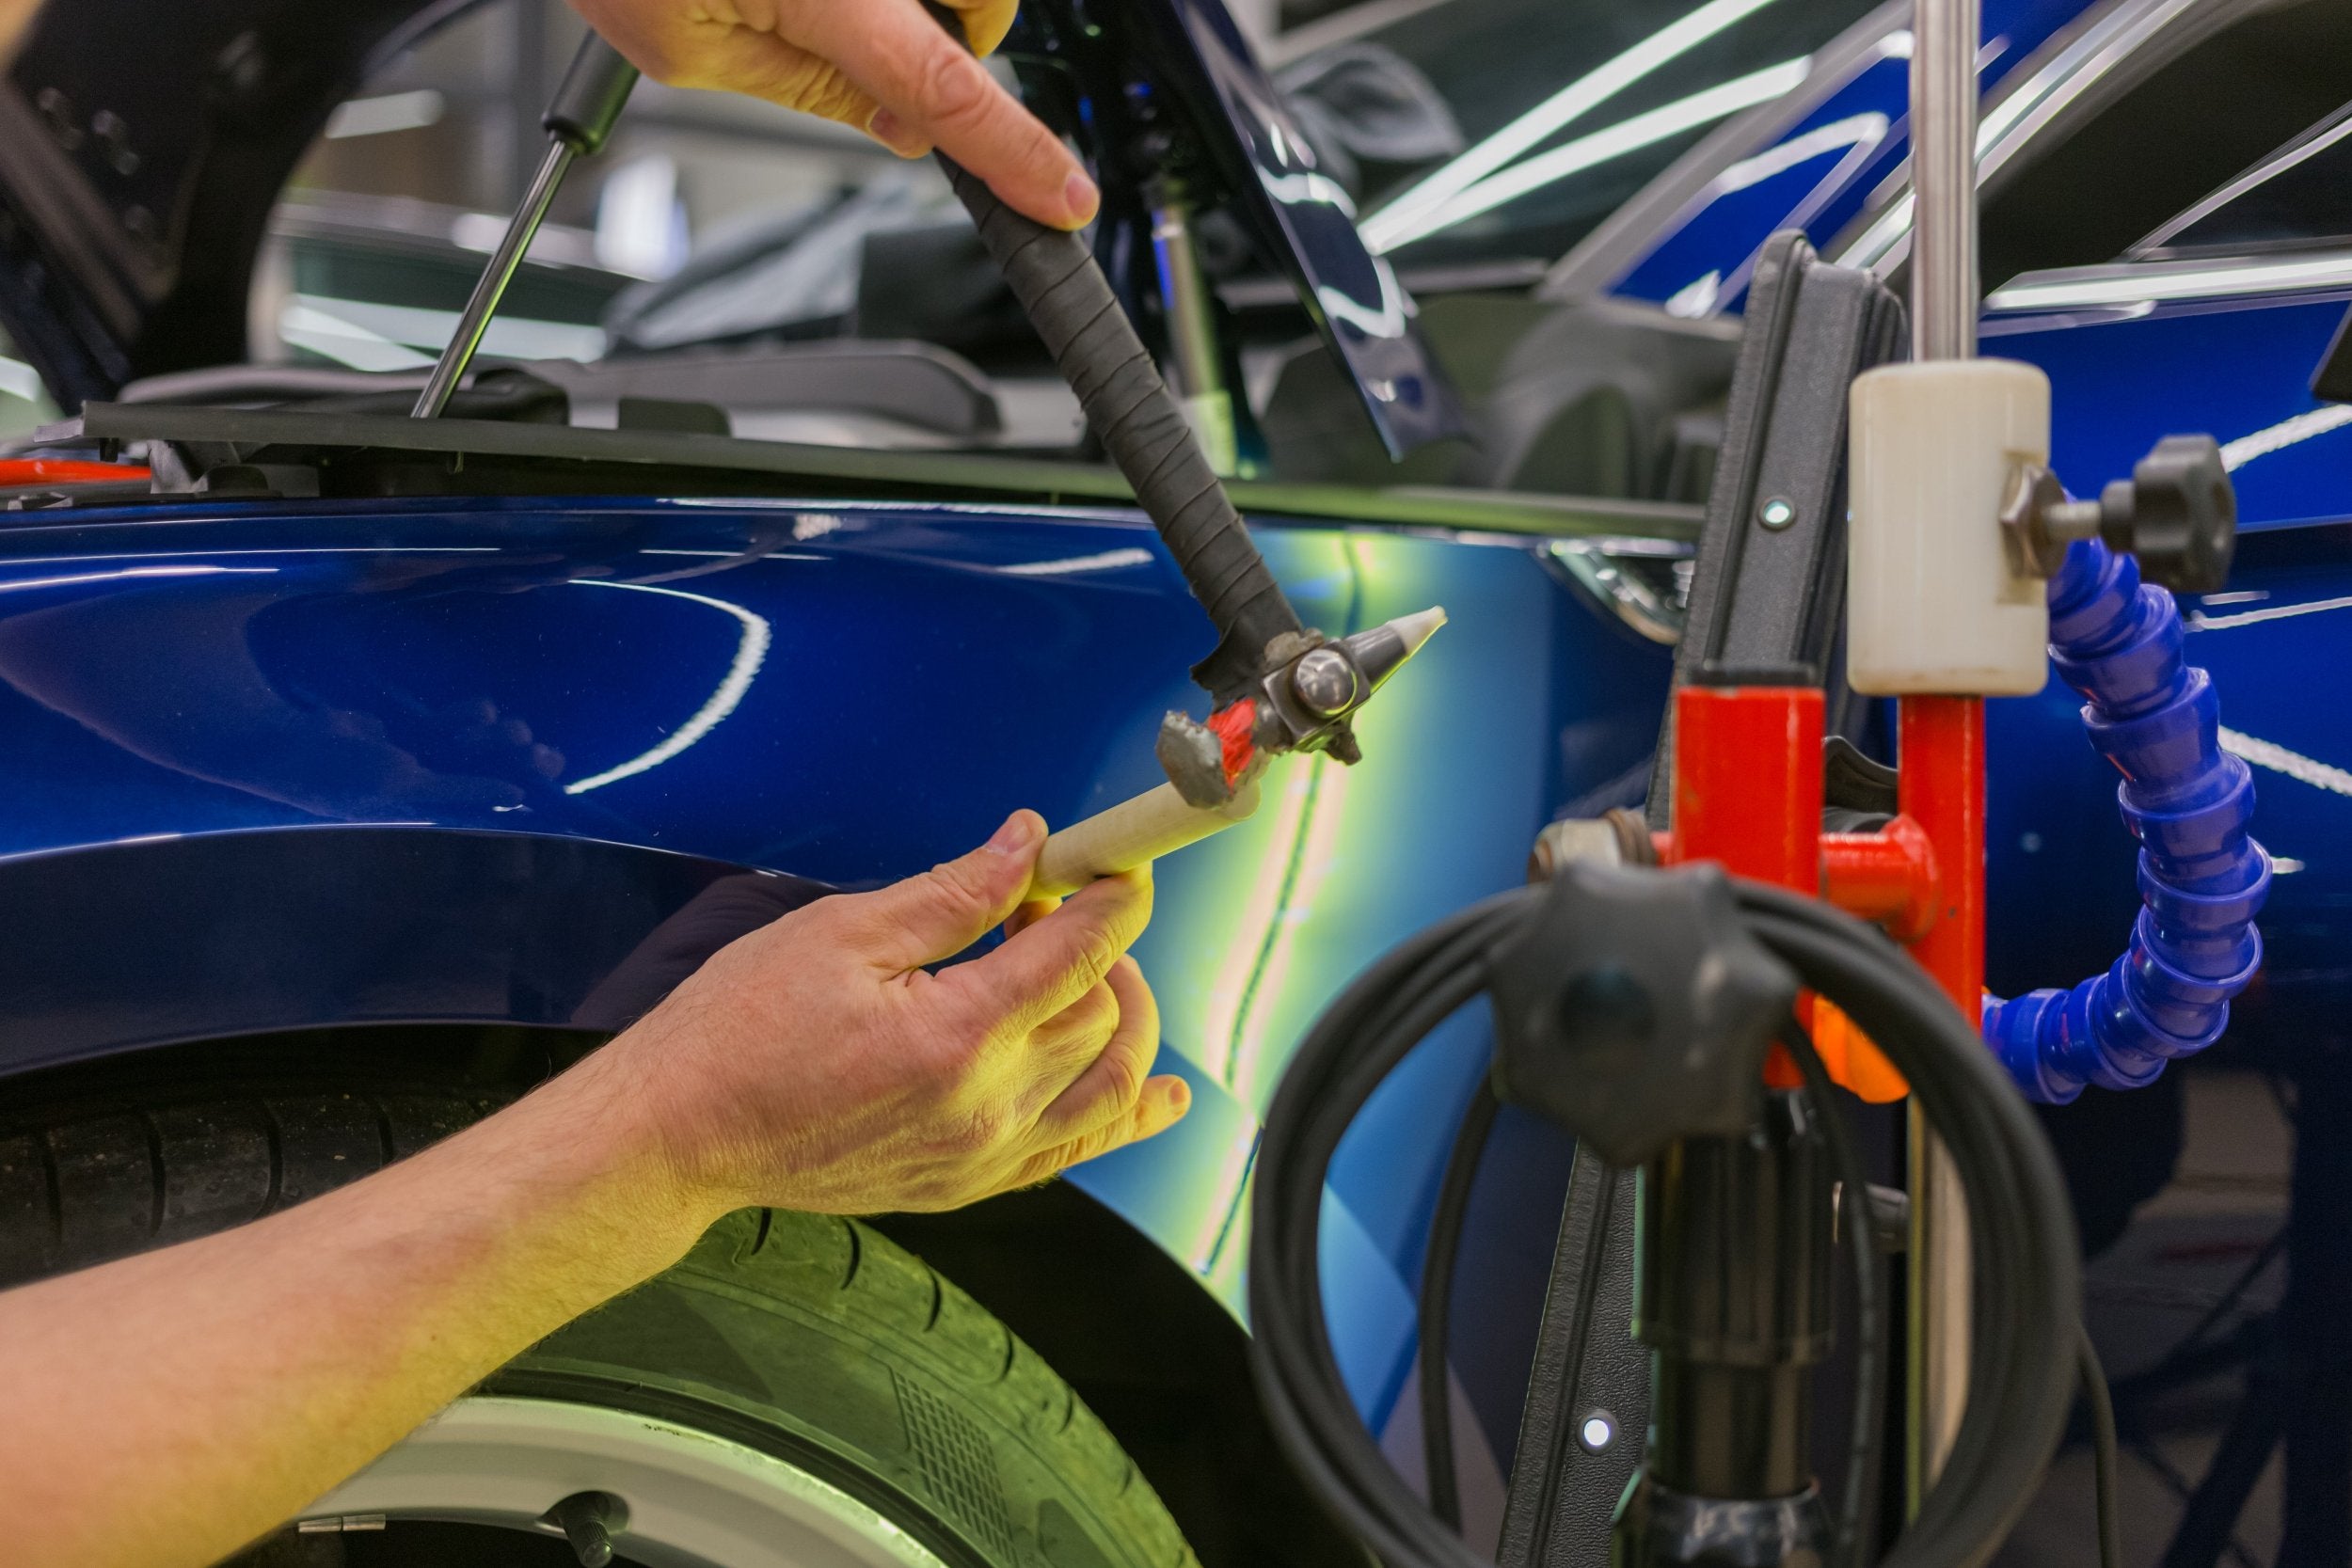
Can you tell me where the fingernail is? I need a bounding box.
[1063,170,1100,229]
[1166,1081,1192,1117]
[986,811,1041,856]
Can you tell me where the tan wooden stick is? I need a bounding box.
[1029,776,1264,899]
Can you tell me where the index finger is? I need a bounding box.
[952,868,1152,1030]
[787,0,1098,230]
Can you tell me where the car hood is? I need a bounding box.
[0,0,1460,455]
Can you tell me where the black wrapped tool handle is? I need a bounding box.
[913,0,1303,703]
[939,160,1302,699]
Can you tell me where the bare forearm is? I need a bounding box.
[0,1052,720,1568]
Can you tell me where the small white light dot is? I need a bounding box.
[1580,1414,1615,1452]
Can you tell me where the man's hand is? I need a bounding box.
[594,809,1188,1213]
[565,0,1100,230]
[0,810,1186,1568]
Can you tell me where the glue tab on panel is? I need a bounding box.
[1847,358,2051,695]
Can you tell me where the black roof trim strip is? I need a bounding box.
[42,403,1702,542]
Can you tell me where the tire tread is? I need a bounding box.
[0,1089,1197,1568]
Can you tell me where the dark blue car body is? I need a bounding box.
[2,0,2347,1501]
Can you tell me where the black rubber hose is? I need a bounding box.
[1248,878,2082,1568]
[1254,893,1530,1568]
[2079,1322,2122,1568]
[934,157,1304,702]
[1417,1079,1500,1528]
[1738,887,2082,1568]
[1782,1021,1887,1568]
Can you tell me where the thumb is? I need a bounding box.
[850,810,1045,971]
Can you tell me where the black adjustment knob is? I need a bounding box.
[2098,434,2235,594]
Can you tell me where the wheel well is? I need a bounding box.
[0,1025,1361,1568]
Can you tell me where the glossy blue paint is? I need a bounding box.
[1992,293,2352,531]
[1609,0,2093,312]
[0,494,1671,1413]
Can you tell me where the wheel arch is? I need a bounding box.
[0,826,1361,1566]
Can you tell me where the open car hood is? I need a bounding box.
[0,0,1461,455]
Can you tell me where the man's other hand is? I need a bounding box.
[593,810,1188,1215]
[564,0,1100,230]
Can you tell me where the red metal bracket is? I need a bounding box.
[1658,686,1985,1101]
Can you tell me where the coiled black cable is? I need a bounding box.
[2079,1323,2122,1568]
[1417,1080,1500,1528]
[1248,879,2081,1568]
[1781,1021,1888,1568]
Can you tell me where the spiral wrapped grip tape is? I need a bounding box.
[936,157,1304,703]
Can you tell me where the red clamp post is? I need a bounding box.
[1661,683,1925,1101]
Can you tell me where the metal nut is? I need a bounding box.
[1289,646,1360,717]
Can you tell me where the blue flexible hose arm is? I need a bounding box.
[1981,539,2270,1104]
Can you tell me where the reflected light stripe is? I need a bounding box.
[1365,0,1788,247]
[1231,758,1354,1107]
[1374,58,1810,253]
[2220,726,2352,799]
[0,564,278,593]
[1185,1122,1263,1274]
[2219,404,2352,472]
[1986,253,2352,312]
[1196,756,1314,1084]
[2192,593,2352,632]
[1714,111,1889,195]
[564,580,771,795]
[1000,547,1156,577]
[26,548,498,562]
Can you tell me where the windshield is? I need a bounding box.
[1279,0,1883,268]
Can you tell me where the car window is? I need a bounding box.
[1298,0,1884,268]
[2133,103,2352,261]
[1979,0,2352,291]
[258,0,932,378]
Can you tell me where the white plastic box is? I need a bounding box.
[1847,358,2052,695]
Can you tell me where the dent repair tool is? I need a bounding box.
[1026,608,1447,897]
[910,1,1444,893]
[421,17,1444,895]
[412,35,641,420]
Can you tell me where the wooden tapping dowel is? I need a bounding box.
[1028,776,1264,899]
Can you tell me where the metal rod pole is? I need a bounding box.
[1903,0,1980,1512]
[410,137,575,420]
[1910,0,1979,363]
[1148,182,1238,476]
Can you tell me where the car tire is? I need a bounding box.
[0,1087,1200,1568]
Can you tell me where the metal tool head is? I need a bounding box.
[1156,606,1447,806]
